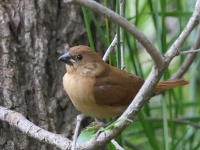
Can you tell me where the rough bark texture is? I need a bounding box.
[0,0,112,149]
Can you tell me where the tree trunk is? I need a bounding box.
[0,0,109,149]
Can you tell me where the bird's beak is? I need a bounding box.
[58,52,73,65]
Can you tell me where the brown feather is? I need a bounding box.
[94,65,144,106]
[154,78,189,94]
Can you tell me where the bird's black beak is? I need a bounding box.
[58,52,73,65]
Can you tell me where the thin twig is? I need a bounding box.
[177,49,200,55]
[111,139,124,150]
[120,0,125,70]
[103,34,117,61]
[72,114,85,150]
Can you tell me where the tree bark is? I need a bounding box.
[0,0,109,149]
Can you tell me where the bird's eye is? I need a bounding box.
[76,55,82,60]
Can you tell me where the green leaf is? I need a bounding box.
[77,124,100,143]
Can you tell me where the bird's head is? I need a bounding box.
[58,45,106,76]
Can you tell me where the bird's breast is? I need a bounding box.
[63,73,126,118]
[63,73,94,103]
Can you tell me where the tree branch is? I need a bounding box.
[120,0,125,70]
[103,34,117,61]
[0,106,71,150]
[72,114,85,150]
[65,0,164,69]
[177,49,200,55]
[111,139,124,150]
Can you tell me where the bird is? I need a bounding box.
[58,45,189,119]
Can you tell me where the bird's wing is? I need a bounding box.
[93,67,144,106]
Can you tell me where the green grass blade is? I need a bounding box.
[82,6,95,49]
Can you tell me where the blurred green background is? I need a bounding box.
[82,0,200,149]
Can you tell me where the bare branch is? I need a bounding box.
[103,34,117,61]
[72,114,85,150]
[0,106,71,150]
[111,139,124,150]
[65,0,164,68]
[177,49,200,55]
[120,0,125,70]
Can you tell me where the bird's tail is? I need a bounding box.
[154,78,189,94]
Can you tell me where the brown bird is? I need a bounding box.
[58,45,189,119]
